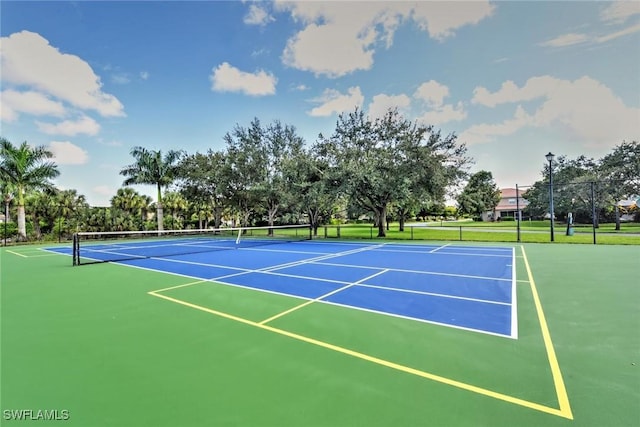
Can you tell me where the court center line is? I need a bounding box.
[147,290,571,419]
[429,243,451,253]
[521,245,573,420]
[258,269,390,325]
[203,243,387,283]
[353,283,511,306]
[312,260,513,282]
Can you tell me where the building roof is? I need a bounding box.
[495,188,528,211]
[499,188,524,198]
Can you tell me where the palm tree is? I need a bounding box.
[120,147,183,231]
[162,191,188,229]
[26,190,56,239]
[0,138,60,240]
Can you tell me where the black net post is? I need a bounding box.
[72,233,79,266]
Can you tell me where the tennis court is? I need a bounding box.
[1,232,638,426]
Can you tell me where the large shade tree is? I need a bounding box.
[120,146,183,231]
[318,108,469,237]
[282,147,337,235]
[456,170,501,220]
[598,141,640,229]
[176,150,230,229]
[523,143,639,227]
[0,138,60,240]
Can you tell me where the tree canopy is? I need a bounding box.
[456,170,501,218]
[120,146,184,230]
[317,108,469,237]
[0,138,60,239]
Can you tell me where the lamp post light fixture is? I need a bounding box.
[545,152,555,242]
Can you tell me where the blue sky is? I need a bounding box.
[1,1,639,206]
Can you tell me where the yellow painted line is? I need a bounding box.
[151,279,210,293]
[521,246,574,420]
[148,290,571,418]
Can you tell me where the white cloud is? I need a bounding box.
[36,116,100,136]
[539,33,590,48]
[93,185,116,197]
[600,1,640,24]
[367,94,411,119]
[281,20,375,78]
[0,31,125,117]
[49,141,89,165]
[414,80,450,108]
[1,89,66,122]
[464,76,640,147]
[308,86,364,117]
[111,73,131,84]
[410,1,496,41]
[541,24,640,48]
[210,62,277,96]
[412,80,466,125]
[596,23,640,43]
[460,106,531,145]
[473,77,581,108]
[276,1,494,78]
[140,71,149,80]
[417,103,467,126]
[244,4,275,26]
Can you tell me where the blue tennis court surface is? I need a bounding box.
[48,240,517,338]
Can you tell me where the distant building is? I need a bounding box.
[482,188,529,221]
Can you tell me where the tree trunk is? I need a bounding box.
[308,207,320,236]
[268,203,278,235]
[615,204,621,231]
[157,204,164,231]
[156,184,164,231]
[17,205,26,240]
[376,205,386,237]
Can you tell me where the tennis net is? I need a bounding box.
[72,224,312,266]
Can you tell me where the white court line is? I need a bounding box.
[310,260,513,282]
[208,243,386,283]
[375,247,512,258]
[354,283,511,306]
[317,299,513,339]
[510,246,518,339]
[259,269,390,325]
[430,243,451,253]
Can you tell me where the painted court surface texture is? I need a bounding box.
[1,240,638,427]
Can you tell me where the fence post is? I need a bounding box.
[516,184,521,242]
[591,181,597,245]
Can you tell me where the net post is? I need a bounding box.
[72,233,79,266]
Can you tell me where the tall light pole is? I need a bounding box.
[545,152,555,242]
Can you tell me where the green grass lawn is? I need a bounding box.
[318,222,640,245]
